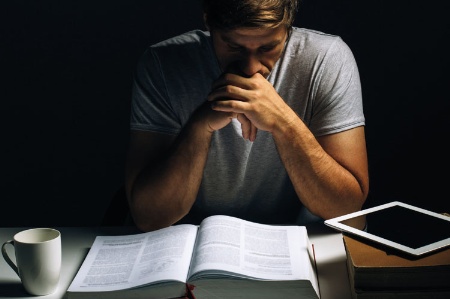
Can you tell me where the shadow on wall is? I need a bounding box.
[1,0,203,227]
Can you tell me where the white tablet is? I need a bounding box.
[324,201,450,256]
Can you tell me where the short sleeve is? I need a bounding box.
[309,37,365,136]
[130,47,181,135]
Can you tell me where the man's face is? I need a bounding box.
[210,26,288,78]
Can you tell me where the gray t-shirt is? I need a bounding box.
[130,27,365,225]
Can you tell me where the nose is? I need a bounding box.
[238,54,263,77]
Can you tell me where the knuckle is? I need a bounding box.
[224,85,235,94]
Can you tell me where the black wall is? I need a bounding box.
[1,0,448,227]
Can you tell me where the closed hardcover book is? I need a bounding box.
[343,234,450,299]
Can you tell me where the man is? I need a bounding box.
[125,0,369,232]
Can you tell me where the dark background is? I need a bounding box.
[1,0,448,227]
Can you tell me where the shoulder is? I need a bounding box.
[287,27,354,60]
[283,27,358,82]
[135,30,216,79]
[289,27,345,48]
[150,30,211,53]
[138,30,214,70]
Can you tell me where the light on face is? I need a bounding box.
[213,26,288,78]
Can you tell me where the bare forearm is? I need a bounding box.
[130,119,212,232]
[272,115,368,219]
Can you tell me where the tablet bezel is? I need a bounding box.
[324,201,450,256]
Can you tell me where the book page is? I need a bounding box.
[68,224,198,292]
[187,215,314,281]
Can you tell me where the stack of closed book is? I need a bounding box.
[343,234,450,299]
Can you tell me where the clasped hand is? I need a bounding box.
[205,72,290,141]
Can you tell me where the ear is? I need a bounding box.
[203,13,210,31]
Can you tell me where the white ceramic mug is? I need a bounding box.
[1,228,61,296]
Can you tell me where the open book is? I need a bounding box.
[66,215,320,299]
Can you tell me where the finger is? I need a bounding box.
[211,100,247,114]
[237,113,253,140]
[207,85,249,102]
[211,72,248,90]
[250,122,258,142]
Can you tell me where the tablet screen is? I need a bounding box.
[324,201,450,256]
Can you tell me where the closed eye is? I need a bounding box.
[259,46,276,53]
[227,44,244,52]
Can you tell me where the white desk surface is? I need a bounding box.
[0,224,351,299]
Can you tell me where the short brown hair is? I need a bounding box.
[202,0,299,31]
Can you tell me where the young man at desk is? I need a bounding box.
[125,0,369,232]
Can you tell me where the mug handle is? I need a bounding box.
[1,240,20,276]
